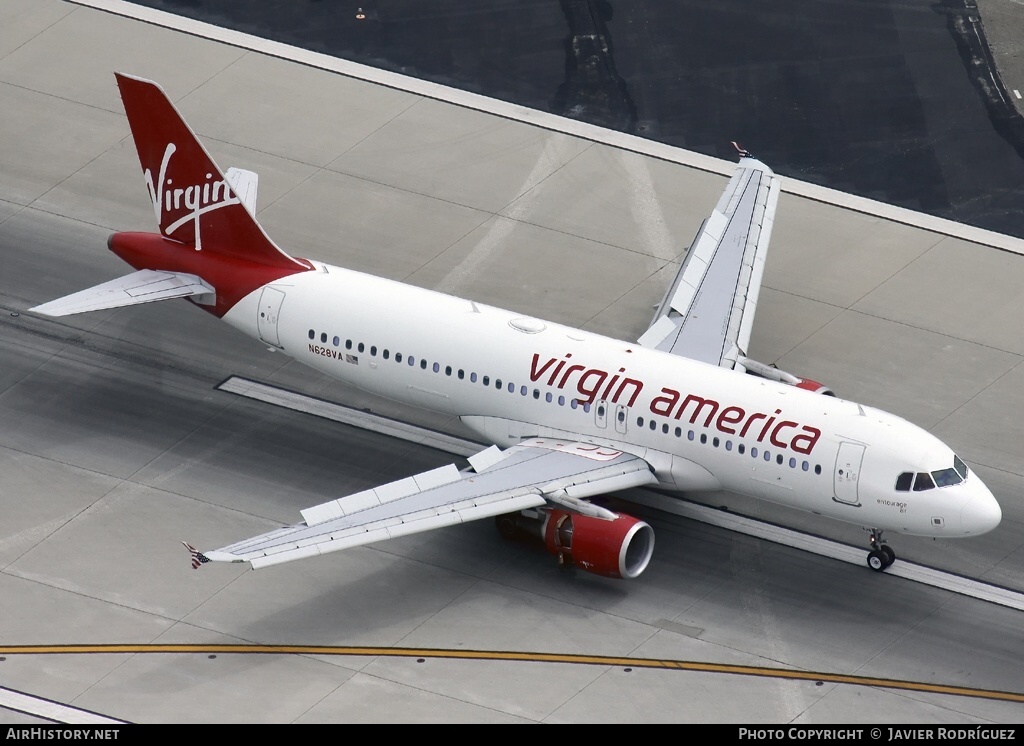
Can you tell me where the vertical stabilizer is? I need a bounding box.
[115,73,307,271]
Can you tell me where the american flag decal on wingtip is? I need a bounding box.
[183,541,211,569]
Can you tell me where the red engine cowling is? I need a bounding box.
[794,378,835,396]
[543,509,655,579]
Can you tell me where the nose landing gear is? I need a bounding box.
[866,529,896,572]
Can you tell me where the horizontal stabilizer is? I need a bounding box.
[30,269,214,317]
[225,168,258,215]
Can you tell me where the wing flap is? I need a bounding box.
[30,269,214,316]
[196,438,655,569]
[301,464,462,526]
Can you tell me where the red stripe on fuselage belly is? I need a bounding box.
[108,232,312,317]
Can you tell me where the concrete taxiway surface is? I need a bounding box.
[0,0,1022,723]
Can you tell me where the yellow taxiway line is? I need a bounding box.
[2,644,1022,703]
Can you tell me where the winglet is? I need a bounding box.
[731,141,752,159]
[183,541,211,570]
[731,141,773,174]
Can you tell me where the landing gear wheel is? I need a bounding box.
[865,529,895,572]
[495,514,518,540]
[867,550,888,572]
[879,544,896,568]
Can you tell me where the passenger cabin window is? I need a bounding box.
[895,472,913,492]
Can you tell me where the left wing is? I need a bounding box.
[638,152,779,371]
[188,438,655,570]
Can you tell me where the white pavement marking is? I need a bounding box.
[218,376,1024,613]
[0,686,128,725]
[435,133,575,295]
[216,376,481,457]
[74,0,1024,256]
[627,491,1024,612]
[1015,89,1022,100]
[619,150,679,265]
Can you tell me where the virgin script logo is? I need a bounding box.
[144,143,240,249]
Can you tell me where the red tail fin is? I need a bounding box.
[115,73,307,271]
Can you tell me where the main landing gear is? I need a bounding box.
[866,529,896,572]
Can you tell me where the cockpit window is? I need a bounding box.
[913,472,935,491]
[899,458,969,493]
[931,467,963,487]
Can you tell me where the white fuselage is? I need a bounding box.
[223,261,1000,539]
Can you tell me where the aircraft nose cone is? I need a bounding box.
[961,490,1002,536]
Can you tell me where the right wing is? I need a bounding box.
[188,438,656,570]
[638,153,779,371]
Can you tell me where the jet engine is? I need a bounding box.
[542,509,655,579]
[495,506,655,579]
[740,356,835,396]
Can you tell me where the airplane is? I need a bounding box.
[31,73,1002,579]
